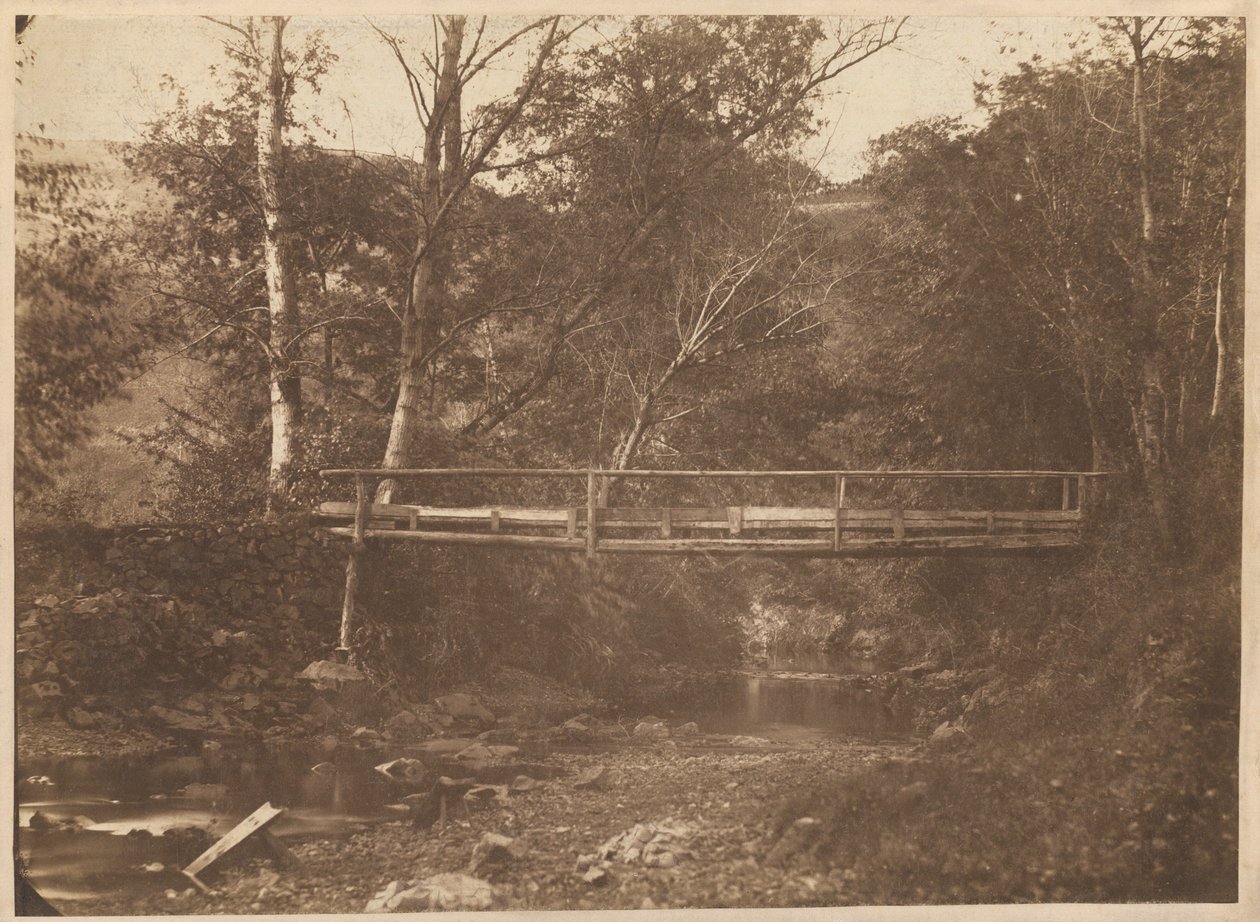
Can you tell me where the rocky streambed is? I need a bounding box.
[18,659,981,914]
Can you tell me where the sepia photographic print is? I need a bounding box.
[6,3,1253,917]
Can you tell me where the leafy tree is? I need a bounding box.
[15,138,146,498]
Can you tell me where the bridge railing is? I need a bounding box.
[317,468,1109,557]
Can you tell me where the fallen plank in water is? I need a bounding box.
[182,801,287,893]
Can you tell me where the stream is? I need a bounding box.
[17,656,905,909]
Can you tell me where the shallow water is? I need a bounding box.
[18,657,901,908]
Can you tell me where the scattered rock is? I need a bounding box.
[310,762,338,776]
[465,784,509,805]
[573,765,612,790]
[582,866,609,885]
[561,716,595,741]
[590,819,695,868]
[509,775,540,793]
[24,776,54,786]
[27,811,58,830]
[435,693,495,726]
[65,707,97,729]
[306,697,337,727]
[728,735,772,747]
[366,873,497,912]
[147,706,210,731]
[477,728,518,744]
[351,726,381,743]
[765,816,822,867]
[469,833,525,873]
[674,721,700,736]
[633,720,669,740]
[31,680,64,701]
[454,742,495,762]
[385,710,426,739]
[928,721,966,749]
[297,660,366,689]
[374,758,427,785]
[141,862,165,873]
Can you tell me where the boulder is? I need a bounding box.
[633,720,669,740]
[435,693,496,726]
[764,816,822,867]
[375,758,428,785]
[561,716,595,741]
[367,873,497,912]
[65,707,97,729]
[728,735,771,747]
[582,866,609,885]
[297,660,367,689]
[674,721,700,736]
[573,765,612,790]
[928,722,966,749]
[468,833,524,873]
[147,706,211,731]
[385,710,426,740]
[465,784,509,805]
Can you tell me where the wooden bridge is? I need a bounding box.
[317,468,1105,558]
[317,467,1105,654]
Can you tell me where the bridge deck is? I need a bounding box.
[316,468,1103,558]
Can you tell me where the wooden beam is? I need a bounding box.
[183,802,284,892]
[329,528,584,550]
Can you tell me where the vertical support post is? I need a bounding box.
[489,509,501,533]
[892,505,905,541]
[660,506,672,539]
[1062,476,1071,511]
[338,474,368,660]
[833,475,846,550]
[986,511,995,535]
[566,507,578,540]
[728,505,743,537]
[1077,474,1087,515]
[586,470,598,558]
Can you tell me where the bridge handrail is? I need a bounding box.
[320,468,1111,480]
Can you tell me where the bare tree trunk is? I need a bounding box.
[257,16,302,510]
[1127,18,1172,543]
[1211,268,1226,418]
[1081,365,1105,472]
[378,16,465,503]
[1210,182,1236,419]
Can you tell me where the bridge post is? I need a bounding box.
[1062,476,1071,511]
[833,475,847,550]
[337,473,368,662]
[586,470,599,558]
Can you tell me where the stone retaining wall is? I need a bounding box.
[16,521,350,713]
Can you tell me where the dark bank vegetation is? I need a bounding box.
[15,15,1242,906]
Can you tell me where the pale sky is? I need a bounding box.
[14,15,1089,181]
